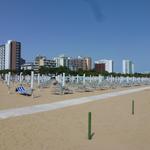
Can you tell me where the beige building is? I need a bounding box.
[69,56,92,71]
[34,55,56,68]
[84,57,92,71]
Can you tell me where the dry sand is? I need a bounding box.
[0,81,150,150]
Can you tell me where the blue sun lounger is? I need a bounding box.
[16,86,33,96]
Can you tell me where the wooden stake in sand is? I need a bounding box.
[31,71,34,97]
[7,72,11,94]
[88,112,92,140]
[132,100,134,115]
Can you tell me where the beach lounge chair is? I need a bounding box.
[16,86,33,96]
[63,87,73,94]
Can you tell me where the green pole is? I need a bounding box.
[88,112,92,140]
[132,100,134,115]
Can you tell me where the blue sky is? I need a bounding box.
[0,0,150,72]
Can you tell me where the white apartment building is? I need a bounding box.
[122,59,134,74]
[5,40,11,70]
[94,59,114,73]
[0,44,5,70]
[54,54,69,68]
[0,40,21,70]
[0,41,11,70]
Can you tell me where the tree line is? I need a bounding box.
[0,66,150,78]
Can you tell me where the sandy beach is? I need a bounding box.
[1,0,150,149]
[0,82,150,150]
[0,81,145,110]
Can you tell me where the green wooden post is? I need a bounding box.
[88,112,92,140]
[132,100,134,115]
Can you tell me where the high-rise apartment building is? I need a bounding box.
[0,40,21,70]
[0,44,5,70]
[94,59,113,73]
[84,57,92,71]
[68,56,92,71]
[122,59,134,74]
[94,63,105,73]
[34,55,56,68]
[54,54,69,68]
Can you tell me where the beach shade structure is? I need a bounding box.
[71,76,75,84]
[31,71,34,90]
[62,73,65,87]
[5,73,8,84]
[16,86,33,96]
[19,72,23,85]
[58,75,62,83]
[39,75,51,88]
[132,77,135,83]
[110,75,113,83]
[126,76,129,84]
[76,74,79,84]
[37,73,40,88]
[7,72,11,94]
[98,75,102,85]
[51,81,73,95]
[7,72,11,87]
[83,74,86,85]
[89,75,92,83]
[55,75,58,82]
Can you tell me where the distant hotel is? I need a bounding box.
[54,54,69,68]
[0,40,21,70]
[21,54,92,71]
[122,59,134,74]
[69,56,92,71]
[53,55,92,71]
[94,59,113,73]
